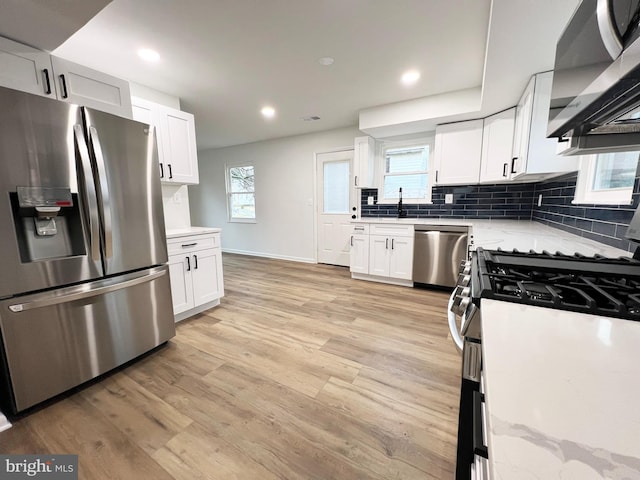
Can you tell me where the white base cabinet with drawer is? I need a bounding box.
[350,223,414,287]
[167,230,224,322]
[349,224,370,274]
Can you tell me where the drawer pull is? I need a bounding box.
[181,242,197,247]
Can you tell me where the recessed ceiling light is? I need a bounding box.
[318,57,335,66]
[138,48,160,62]
[261,106,276,118]
[401,70,420,85]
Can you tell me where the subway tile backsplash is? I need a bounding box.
[361,183,536,220]
[361,168,640,253]
[531,172,640,253]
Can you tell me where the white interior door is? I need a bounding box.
[316,150,355,266]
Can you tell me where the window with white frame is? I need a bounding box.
[380,141,432,203]
[226,165,256,221]
[573,152,638,205]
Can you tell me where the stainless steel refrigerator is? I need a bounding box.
[0,86,175,414]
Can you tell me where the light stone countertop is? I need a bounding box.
[481,299,640,480]
[354,218,630,258]
[165,226,221,239]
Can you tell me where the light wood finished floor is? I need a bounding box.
[0,254,461,479]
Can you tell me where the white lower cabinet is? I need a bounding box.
[349,224,370,274]
[369,235,414,280]
[350,223,414,286]
[167,231,224,321]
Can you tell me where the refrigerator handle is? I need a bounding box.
[88,126,113,259]
[74,125,101,262]
[8,269,167,313]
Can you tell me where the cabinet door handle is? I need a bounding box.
[42,69,52,95]
[558,137,569,143]
[181,242,197,248]
[354,175,358,187]
[186,256,191,271]
[391,238,395,250]
[350,235,353,247]
[435,170,439,183]
[159,162,164,178]
[168,163,173,179]
[193,255,198,269]
[385,238,389,249]
[502,163,508,177]
[511,157,517,174]
[59,74,68,98]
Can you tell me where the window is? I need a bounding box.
[379,141,432,203]
[226,165,255,221]
[323,160,350,214]
[573,152,638,205]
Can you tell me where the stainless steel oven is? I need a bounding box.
[449,240,640,478]
[448,259,487,480]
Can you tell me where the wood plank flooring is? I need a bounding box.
[0,254,461,479]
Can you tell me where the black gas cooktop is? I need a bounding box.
[474,247,640,320]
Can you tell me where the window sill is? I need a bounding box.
[571,199,633,206]
[228,218,257,224]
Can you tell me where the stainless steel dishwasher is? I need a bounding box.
[413,225,469,287]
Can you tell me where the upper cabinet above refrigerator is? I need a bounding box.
[0,36,133,119]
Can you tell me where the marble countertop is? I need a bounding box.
[354,218,630,258]
[481,299,640,479]
[165,226,221,239]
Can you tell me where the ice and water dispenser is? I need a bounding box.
[10,186,86,262]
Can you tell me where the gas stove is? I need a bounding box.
[473,248,640,321]
[450,246,640,480]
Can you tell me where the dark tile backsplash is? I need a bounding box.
[361,165,640,253]
[360,183,535,220]
[531,171,640,253]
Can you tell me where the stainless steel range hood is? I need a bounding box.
[548,0,640,155]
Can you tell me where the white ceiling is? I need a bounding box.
[28,0,578,151]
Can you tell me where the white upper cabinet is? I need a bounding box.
[353,136,376,188]
[0,37,55,98]
[480,108,516,183]
[0,36,132,118]
[161,108,199,184]
[50,57,132,118]
[511,71,578,180]
[433,119,483,185]
[132,97,199,185]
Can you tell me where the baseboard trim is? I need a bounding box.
[221,248,316,264]
[351,273,414,287]
[175,298,221,323]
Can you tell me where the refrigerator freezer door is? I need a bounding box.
[84,107,168,275]
[0,265,175,413]
[0,86,103,298]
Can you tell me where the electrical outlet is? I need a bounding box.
[173,191,182,204]
[538,194,543,207]
[445,193,454,204]
[367,196,374,205]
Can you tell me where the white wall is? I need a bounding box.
[190,126,361,262]
[162,184,191,229]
